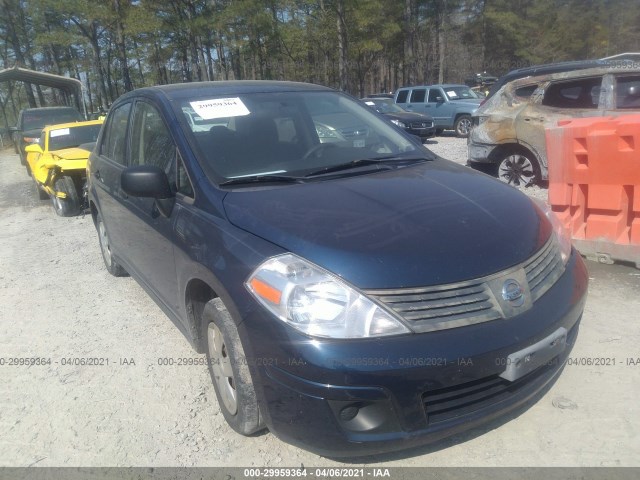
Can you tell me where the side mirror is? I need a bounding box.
[121,165,175,217]
[9,126,17,133]
[25,144,43,154]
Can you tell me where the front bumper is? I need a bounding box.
[240,250,588,456]
[406,125,436,139]
[467,141,497,164]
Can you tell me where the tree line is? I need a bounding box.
[1,0,639,122]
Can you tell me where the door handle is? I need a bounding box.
[94,170,102,181]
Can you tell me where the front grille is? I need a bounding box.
[422,323,578,425]
[524,238,564,302]
[366,282,502,333]
[366,237,564,333]
[410,121,433,129]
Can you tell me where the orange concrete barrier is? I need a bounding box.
[546,114,640,268]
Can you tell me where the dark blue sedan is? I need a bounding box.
[87,81,588,456]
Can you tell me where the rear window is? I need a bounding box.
[542,77,602,109]
[410,89,426,103]
[395,90,409,103]
[23,109,82,131]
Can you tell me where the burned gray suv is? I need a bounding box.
[468,66,640,186]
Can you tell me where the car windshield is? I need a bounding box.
[23,110,81,131]
[48,124,102,151]
[178,91,421,182]
[444,87,480,101]
[362,99,406,114]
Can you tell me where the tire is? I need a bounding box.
[96,211,127,277]
[497,151,540,187]
[203,298,264,436]
[25,164,32,177]
[454,115,472,138]
[435,128,444,136]
[51,176,80,217]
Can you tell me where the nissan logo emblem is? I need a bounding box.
[502,279,525,307]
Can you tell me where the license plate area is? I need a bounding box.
[499,327,567,382]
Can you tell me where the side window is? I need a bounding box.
[130,102,176,173]
[410,89,426,103]
[616,76,640,109]
[39,131,46,149]
[542,77,602,109]
[396,90,408,104]
[428,89,441,102]
[100,102,131,164]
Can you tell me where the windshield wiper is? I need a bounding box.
[219,174,304,186]
[304,156,430,178]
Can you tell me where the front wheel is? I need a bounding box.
[454,115,472,137]
[497,152,540,187]
[51,176,80,217]
[203,298,264,435]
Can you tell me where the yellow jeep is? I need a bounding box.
[25,119,103,216]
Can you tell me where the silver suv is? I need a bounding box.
[468,66,640,186]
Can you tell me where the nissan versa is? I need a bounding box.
[87,81,588,456]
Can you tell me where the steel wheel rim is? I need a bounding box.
[98,220,112,267]
[499,154,535,186]
[208,322,238,415]
[457,118,471,136]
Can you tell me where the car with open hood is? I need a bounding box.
[87,81,587,456]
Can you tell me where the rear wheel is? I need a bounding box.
[51,176,80,217]
[203,298,264,435]
[96,211,127,276]
[497,151,540,187]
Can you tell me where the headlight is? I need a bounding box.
[246,254,411,339]
[390,119,406,128]
[314,123,344,141]
[533,199,572,264]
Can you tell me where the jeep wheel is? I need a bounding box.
[51,176,80,217]
[96,211,127,276]
[497,152,540,187]
[203,298,264,435]
[454,115,472,137]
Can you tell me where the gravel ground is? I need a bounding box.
[1,143,639,468]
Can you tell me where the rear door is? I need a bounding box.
[403,88,427,114]
[90,101,133,259]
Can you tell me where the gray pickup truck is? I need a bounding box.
[394,84,482,137]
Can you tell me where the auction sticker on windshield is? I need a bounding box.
[190,97,250,119]
[50,128,70,138]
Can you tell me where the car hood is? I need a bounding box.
[223,160,550,289]
[451,99,482,107]
[385,111,434,122]
[50,147,91,161]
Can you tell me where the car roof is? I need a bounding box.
[126,81,333,102]
[397,84,467,90]
[43,119,104,133]
[507,65,640,89]
[486,58,623,98]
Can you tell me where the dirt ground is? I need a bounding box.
[1,140,639,468]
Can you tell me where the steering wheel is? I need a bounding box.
[302,142,338,160]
